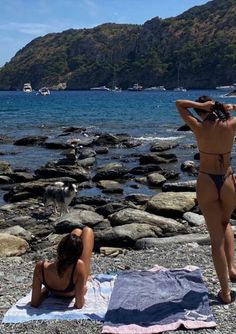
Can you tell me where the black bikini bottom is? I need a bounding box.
[199,170,235,199]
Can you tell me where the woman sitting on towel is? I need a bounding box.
[31,226,94,308]
[176,97,236,304]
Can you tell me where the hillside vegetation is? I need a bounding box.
[0,0,235,90]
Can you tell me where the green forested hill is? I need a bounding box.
[0,0,235,90]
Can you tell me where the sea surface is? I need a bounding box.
[0,89,235,203]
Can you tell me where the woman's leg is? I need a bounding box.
[220,176,236,280]
[80,227,94,281]
[197,174,232,303]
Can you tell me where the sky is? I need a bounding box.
[0,0,210,67]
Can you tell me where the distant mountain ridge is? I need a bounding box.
[0,0,235,90]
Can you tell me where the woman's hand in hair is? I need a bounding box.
[201,100,215,112]
[224,104,236,112]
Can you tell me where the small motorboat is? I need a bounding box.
[90,86,111,91]
[128,83,143,91]
[23,83,32,93]
[37,87,50,96]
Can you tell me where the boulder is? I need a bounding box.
[0,233,29,256]
[35,165,89,182]
[125,194,151,205]
[0,225,33,241]
[96,202,130,217]
[95,146,109,154]
[108,208,184,233]
[95,223,162,248]
[54,209,104,233]
[135,233,210,249]
[0,161,13,174]
[78,148,96,159]
[146,192,197,218]
[130,165,162,175]
[181,160,198,175]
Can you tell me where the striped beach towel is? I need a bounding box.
[2,274,116,323]
[102,266,216,334]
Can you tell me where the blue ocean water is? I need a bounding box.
[0,89,236,204]
[0,89,235,167]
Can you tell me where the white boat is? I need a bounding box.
[111,86,122,92]
[144,86,166,91]
[128,83,143,91]
[174,64,187,92]
[37,87,50,96]
[173,87,187,92]
[23,83,32,93]
[224,89,236,97]
[216,84,236,90]
[90,86,111,91]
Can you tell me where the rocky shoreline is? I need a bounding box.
[0,127,236,333]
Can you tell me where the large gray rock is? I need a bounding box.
[35,165,89,182]
[14,136,48,146]
[146,192,196,218]
[135,233,210,249]
[0,225,33,241]
[0,233,29,256]
[95,223,162,247]
[108,208,184,233]
[54,209,104,233]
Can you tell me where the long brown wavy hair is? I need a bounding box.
[56,233,83,277]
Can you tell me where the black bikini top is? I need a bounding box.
[41,261,76,293]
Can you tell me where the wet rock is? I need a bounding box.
[92,163,129,181]
[8,172,35,183]
[78,148,96,159]
[0,161,13,174]
[140,153,177,165]
[75,196,109,207]
[122,139,142,148]
[125,194,151,205]
[146,192,196,218]
[62,126,86,133]
[162,180,197,192]
[35,165,89,182]
[0,175,12,184]
[96,133,120,145]
[147,172,166,186]
[177,124,191,131]
[150,141,178,152]
[14,136,48,146]
[78,157,96,168]
[0,233,29,256]
[181,160,198,175]
[95,146,109,154]
[41,141,72,149]
[130,165,162,175]
[97,180,123,193]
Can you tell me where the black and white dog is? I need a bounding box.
[43,182,78,216]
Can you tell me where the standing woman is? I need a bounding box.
[176,97,236,304]
[31,227,94,308]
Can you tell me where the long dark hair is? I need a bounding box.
[194,95,230,121]
[56,233,83,277]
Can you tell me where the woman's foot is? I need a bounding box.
[217,290,232,304]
